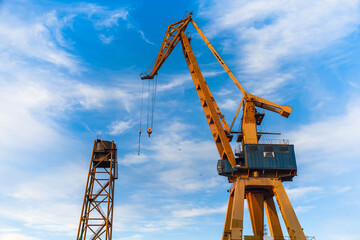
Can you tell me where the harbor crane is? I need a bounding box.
[142,12,308,240]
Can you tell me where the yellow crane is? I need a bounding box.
[142,12,309,240]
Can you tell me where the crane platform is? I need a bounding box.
[217,144,297,181]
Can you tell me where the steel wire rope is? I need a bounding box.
[138,79,145,155]
[151,75,158,129]
[147,79,151,130]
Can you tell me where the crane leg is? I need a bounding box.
[264,195,284,239]
[247,191,264,239]
[222,178,245,240]
[222,187,234,240]
[273,180,306,240]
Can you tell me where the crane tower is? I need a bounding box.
[141,13,308,240]
[76,139,118,240]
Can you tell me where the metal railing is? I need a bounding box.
[259,139,289,145]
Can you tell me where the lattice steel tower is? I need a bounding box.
[76,139,118,240]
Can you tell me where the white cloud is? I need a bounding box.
[0,233,40,240]
[155,71,223,92]
[109,120,134,135]
[6,163,86,201]
[294,205,315,213]
[138,30,154,45]
[97,10,128,27]
[219,98,238,111]
[114,234,144,240]
[199,0,360,93]
[287,97,360,174]
[0,2,140,238]
[0,163,87,235]
[159,168,220,192]
[0,7,79,72]
[128,121,226,194]
[99,33,114,44]
[285,186,322,200]
[120,153,149,166]
[172,205,227,218]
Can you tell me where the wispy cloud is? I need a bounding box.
[172,205,227,218]
[294,205,315,213]
[109,120,134,135]
[99,33,114,44]
[0,2,140,238]
[0,233,40,240]
[96,9,128,27]
[287,97,360,175]
[138,30,154,45]
[219,98,238,111]
[0,163,86,235]
[156,71,223,92]
[0,7,80,72]
[199,0,360,94]
[286,186,322,200]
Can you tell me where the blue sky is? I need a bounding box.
[0,0,360,240]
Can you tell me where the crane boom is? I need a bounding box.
[180,30,236,167]
[141,13,292,168]
[141,14,192,79]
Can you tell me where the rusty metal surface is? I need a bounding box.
[76,139,118,240]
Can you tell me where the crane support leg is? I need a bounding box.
[246,192,264,238]
[222,177,306,240]
[273,180,306,240]
[222,178,245,240]
[264,195,284,239]
[222,187,235,240]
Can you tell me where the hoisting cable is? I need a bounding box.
[151,75,158,129]
[146,79,152,137]
[138,78,145,155]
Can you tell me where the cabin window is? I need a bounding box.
[264,151,275,158]
[279,146,289,152]
[249,146,258,152]
[264,146,274,152]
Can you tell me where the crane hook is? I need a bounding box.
[147,128,152,137]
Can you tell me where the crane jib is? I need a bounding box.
[140,12,293,169]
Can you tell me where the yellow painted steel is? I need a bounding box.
[222,178,306,240]
[180,31,236,167]
[141,13,307,240]
[246,192,264,238]
[264,195,284,239]
[141,13,292,165]
[273,180,307,240]
[229,95,244,132]
[142,14,192,79]
[222,187,235,240]
[242,101,258,144]
[228,179,245,240]
[190,19,246,96]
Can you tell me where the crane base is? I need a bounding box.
[222,177,306,240]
